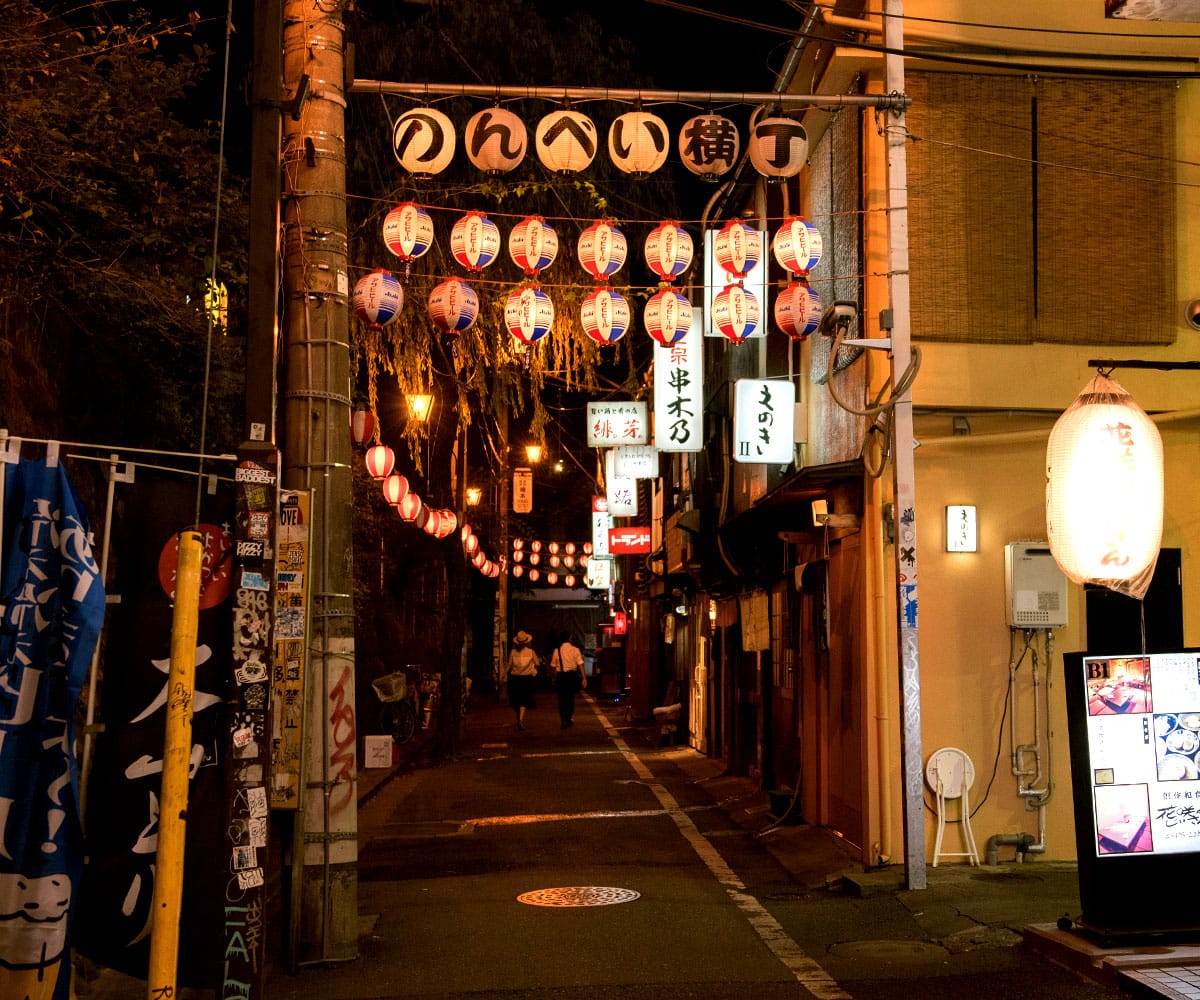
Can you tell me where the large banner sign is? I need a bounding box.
[0,457,105,1000]
[653,328,703,452]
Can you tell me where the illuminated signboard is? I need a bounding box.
[609,527,652,554]
[733,378,796,465]
[586,401,648,447]
[653,327,703,453]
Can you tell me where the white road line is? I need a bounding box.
[590,702,852,1000]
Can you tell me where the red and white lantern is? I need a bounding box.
[644,222,693,282]
[352,269,403,329]
[398,491,423,521]
[678,113,739,181]
[382,202,434,261]
[428,278,480,335]
[581,287,631,346]
[365,444,395,480]
[382,473,409,506]
[535,110,598,174]
[713,221,762,280]
[464,107,527,174]
[505,285,555,345]
[643,287,692,346]
[450,212,501,271]
[608,111,669,176]
[423,508,443,536]
[712,284,760,343]
[392,106,456,177]
[437,510,457,538]
[772,216,823,275]
[748,109,808,182]
[578,221,627,280]
[350,409,375,446]
[508,216,559,275]
[512,564,525,579]
[527,568,540,582]
[774,281,823,340]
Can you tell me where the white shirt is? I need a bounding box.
[551,642,584,674]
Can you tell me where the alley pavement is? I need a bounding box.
[77,690,1200,1000]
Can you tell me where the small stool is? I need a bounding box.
[925,746,980,867]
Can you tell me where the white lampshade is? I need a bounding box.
[1046,374,1163,600]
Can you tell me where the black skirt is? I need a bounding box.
[507,673,537,709]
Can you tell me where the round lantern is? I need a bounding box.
[352,270,403,329]
[397,491,423,521]
[382,473,409,506]
[577,221,628,280]
[412,505,430,531]
[512,538,524,550]
[579,554,589,567]
[583,542,593,554]
[608,110,669,176]
[428,278,480,335]
[512,550,524,563]
[535,110,597,174]
[564,555,575,568]
[364,444,395,480]
[392,106,456,177]
[581,287,631,346]
[350,409,375,446]
[464,107,527,174]
[678,113,740,181]
[546,572,559,586]
[712,284,761,343]
[423,508,443,536]
[487,564,500,579]
[549,555,560,568]
[382,202,434,262]
[529,552,540,566]
[530,540,541,552]
[565,575,576,588]
[713,220,762,280]
[450,212,501,271]
[528,568,541,582]
[505,285,555,345]
[565,542,576,554]
[436,510,457,538]
[508,216,559,275]
[772,216,823,275]
[464,532,480,556]
[748,109,808,182]
[512,564,525,578]
[644,222,694,282]
[643,288,692,346]
[1046,374,1163,600]
[774,281,823,341]
[548,542,559,554]
[471,549,487,569]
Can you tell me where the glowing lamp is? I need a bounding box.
[464,107,527,174]
[643,287,691,346]
[565,542,576,555]
[774,281,823,341]
[546,572,559,586]
[365,444,395,480]
[509,216,559,275]
[392,106,456,177]
[505,285,554,345]
[564,575,576,588]
[713,220,762,280]
[382,474,409,506]
[407,394,434,423]
[464,532,480,555]
[513,564,525,578]
[466,486,482,506]
[436,510,457,538]
[528,568,540,582]
[424,509,443,536]
[772,216,823,275]
[382,203,434,262]
[398,492,423,521]
[608,111,669,176]
[428,279,480,335]
[512,538,525,551]
[450,212,501,271]
[747,109,808,182]
[350,409,375,446]
[644,222,693,282]
[577,222,628,280]
[678,114,739,181]
[530,540,542,552]
[512,550,524,563]
[613,610,628,635]
[535,110,598,174]
[529,552,541,566]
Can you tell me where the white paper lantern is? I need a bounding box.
[772,216,823,275]
[382,202,435,262]
[748,109,808,182]
[535,110,597,174]
[608,111,669,175]
[581,287,631,346]
[382,474,409,506]
[509,216,559,275]
[713,220,762,280]
[505,285,555,345]
[774,281,823,340]
[644,222,693,282]
[643,288,692,346]
[1046,374,1163,600]
[428,278,480,335]
[365,444,395,480]
[464,107,527,174]
[577,221,627,280]
[392,107,456,176]
[450,212,501,271]
[352,270,403,329]
[678,114,739,181]
[712,284,760,343]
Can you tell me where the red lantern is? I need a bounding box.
[546,572,559,586]
[350,409,375,446]
[528,568,540,582]
[512,564,525,578]
[614,610,628,634]
[464,532,480,555]
[365,444,395,480]
[511,550,524,563]
[382,473,409,506]
[398,492,423,521]
[436,510,457,538]
[424,509,443,536]
[643,288,692,346]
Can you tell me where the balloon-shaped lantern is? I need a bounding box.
[713,221,762,280]
[397,491,423,522]
[644,222,694,282]
[350,409,375,446]
[505,285,555,345]
[712,284,760,343]
[352,270,403,329]
[428,278,480,335]
[580,287,631,346]
[382,473,409,506]
[643,288,692,346]
[774,281,823,341]
[464,107,527,174]
[423,509,443,537]
[436,509,458,538]
[508,216,559,275]
[364,444,395,480]
[392,107,456,177]
[535,110,598,174]
[678,113,739,181]
[382,202,434,262]
[772,216,823,275]
[748,109,808,182]
[578,221,628,281]
[608,111,669,176]
[450,212,501,271]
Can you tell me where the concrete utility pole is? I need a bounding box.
[280,0,359,962]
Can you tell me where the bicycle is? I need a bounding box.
[373,669,419,745]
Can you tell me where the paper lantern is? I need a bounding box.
[772,216,823,275]
[428,278,480,335]
[423,509,443,536]
[508,216,559,275]
[713,221,762,280]
[581,287,631,345]
[398,492,423,521]
[564,555,575,568]
[512,538,525,550]
[535,110,597,174]
[565,542,576,554]
[748,110,808,182]
[511,550,524,563]
[529,552,541,566]
[464,107,527,174]
[352,270,403,329]
[350,409,375,446]
[528,568,541,582]
[512,564,525,578]
[546,572,559,586]
[678,113,739,181]
[450,212,501,271]
[564,575,576,588]
[464,531,480,555]
[608,110,669,175]
[712,284,760,343]
[530,540,542,552]
[505,285,555,345]
[437,510,457,538]
[549,555,560,568]
[774,281,823,341]
[548,542,559,554]
[382,473,409,506]
[392,106,456,176]
[382,202,434,261]
[487,564,500,578]
[1046,374,1163,600]
[643,288,692,346]
[365,444,395,480]
[644,222,694,282]
[577,221,627,280]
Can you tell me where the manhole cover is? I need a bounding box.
[517,886,641,907]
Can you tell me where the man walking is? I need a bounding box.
[550,631,586,729]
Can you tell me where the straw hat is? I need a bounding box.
[513,630,532,645]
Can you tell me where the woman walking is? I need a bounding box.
[503,630,539,731]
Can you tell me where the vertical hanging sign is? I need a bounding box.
[604,450,638,516]
[591,495,612,558]
[513,467,533,514]
[733,378,796,464]
[653,327,703,452]
[271,490,311,810]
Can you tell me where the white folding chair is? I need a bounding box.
[926,746,980,867]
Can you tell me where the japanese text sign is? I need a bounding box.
[586,401,648,447]
[733,378,796,464]
[653,326,704,452]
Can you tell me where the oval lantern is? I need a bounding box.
[364,444,395,480]
[392,106,456,177]
[450,212,501,271]
[712,284,761,343]
[643,288,692,346]
[565,574,576,588]
[511,550,524,563]
[581,287,631,346]
[529,552,540,566]
[608,110,669,176]
[535,109,597,174]
[748,108,808,182]
[352,270,403,329]
[487,563,501,579]
[713,220,762,280]
[397,491,423,521]
[678,113,740,182]
[382,202,434,262]
[350,409,375,446]
[772,216,823,276]
[382,473,409,506]
[644,222,693,283]
[464,532,480,556]
[508,216,559,275]
[512,538,524,550]
[1046,374,1163,600]
[436,510,458,538]
[774,281,823,341]
[530,540,542,552]
[464,107,527,174]
[546,572,559,586]
[577,221,628,281]
[428,278,480,335]
[528,568,540,582]
[505,285,555,345]
[512,564,525,579]
[423,508,443,537]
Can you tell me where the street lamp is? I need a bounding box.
[407,393,434,423]
[525,443,543,464]
[466,486,482,507]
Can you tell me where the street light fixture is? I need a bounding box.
[466,486,482,506]
[407,393,434,423]
[525,443,543,464]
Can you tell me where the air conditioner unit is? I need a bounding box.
[1004,541,1069,629]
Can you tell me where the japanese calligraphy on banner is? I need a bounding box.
[604,450,638,516]
[271,490,311,810]
[586,401,648,447]
[591,496,612,558]
[613,445,658,479]
[653,326,703,452]
[513,467,532,514]
[734,378,796,464]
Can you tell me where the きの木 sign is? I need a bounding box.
[653,326,703,452]
[586,401,648,447]
[733,378,796,464]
